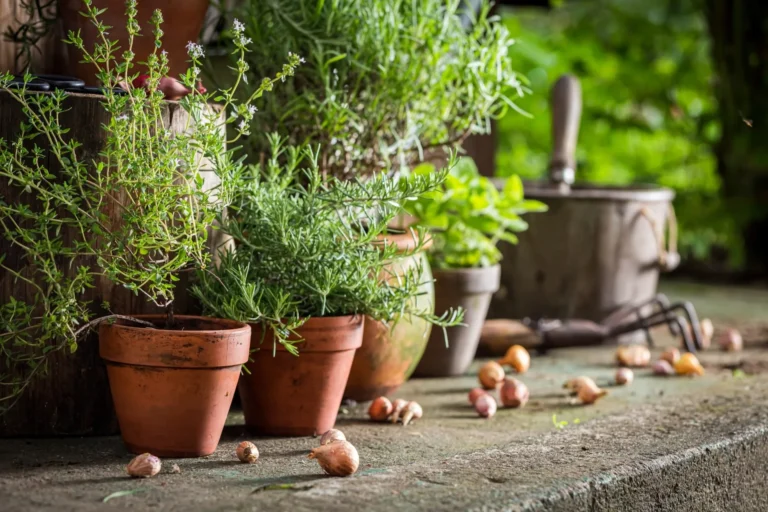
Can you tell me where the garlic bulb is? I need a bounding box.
[498,345,530,374]
[616,344,651,367]
[577,380,608,405]
[652,359,675,376]
[127,453,161,478]
[660,347,681,366]
[474,394,497,418]
[615,367,633,385]
[400,401,423,426]
[320,429,346,445]
[236,441,259,463]
[675,352,705,376]
[468,388,487,405]
[478,361,505,390]
[308,440,359,477]
[499,378,529,408]
[389,398,408,423]
[718,328,743,352]
[368,396,393,422]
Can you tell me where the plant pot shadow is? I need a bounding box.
[416,386,472,395]
[240,473,325,489]
[220,425,249,440]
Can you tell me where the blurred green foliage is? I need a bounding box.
[495,0,741,264]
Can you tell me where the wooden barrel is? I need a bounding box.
[0,90,226,436]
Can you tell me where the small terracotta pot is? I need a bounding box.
[239,315,363,436]
[413,265,501,377]
[344,231,435,401]
[57,0,210,84]
[100,315,250,457]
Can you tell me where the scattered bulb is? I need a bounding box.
[320,429,346,445]
[368,396,393,422]
[308,440,359,477]
[468,388,487,405]
[126,453,161,478]
[675,352,705,376]
[577,379,608,405]
[563,376,593,395]
[718,328,743,352]
[499,378,529,408]
[616,344,651,367]
[652,359,675,376]
[474,394,497,418]
[498,345,530,374]
[478,361,505,390]
[389,398,408,423]
[400,401,423,426]
[236,441,259,463]
[660,347,681,366]
[615,367,634,386]
[685,318,714,349]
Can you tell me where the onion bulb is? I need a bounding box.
[308,440,359,477]
[499,378,529,408]
[498,345,530,374]
[478,361,505,390]
[616,344,651,367]
[674,352,705,376]
[368,397,393,422]
[474,394,497,418]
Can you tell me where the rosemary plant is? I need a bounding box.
[192,135,463,354]
[0,0,297,410]
[217,0,526,178]
[405,158,547,269]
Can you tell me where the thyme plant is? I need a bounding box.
[405,158,547,269]
[218,0,526,178]
[0,0,297,410]
[192,135,463,354]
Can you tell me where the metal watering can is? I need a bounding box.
[490,74,679,323]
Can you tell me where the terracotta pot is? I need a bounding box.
[239,315,363,436]
[344,232,435,401]
[413,265,501,377]
[100,315,250,457]
[57,0,210,84]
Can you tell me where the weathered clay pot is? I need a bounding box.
[413,265,501,377]
[239,315,363,436]
[344,232,435,401]
[57,0,210,83]
[100,315,250,457]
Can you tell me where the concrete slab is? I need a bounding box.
[1,281,768,511]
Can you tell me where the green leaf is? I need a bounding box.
[502,175,524,203]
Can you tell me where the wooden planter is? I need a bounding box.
[0,90,227,436]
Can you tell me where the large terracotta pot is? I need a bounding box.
[100,315,250,457]
[239,315,363,436]
[413,265,501,377]
[344,232,435,401]
[57,0,210,83]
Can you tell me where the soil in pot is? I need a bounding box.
[344,232,435,401]
[239,315,363,436]
[99,315,250,457]
[413,265,501,377]
[57,0,210,83]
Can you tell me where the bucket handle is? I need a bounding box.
[639,205,680,272]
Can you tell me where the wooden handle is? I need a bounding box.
[548,74,582,185]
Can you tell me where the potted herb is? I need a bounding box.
[406,158,547,377]
[215,0,525,400]
[192,136,461,436]
[0,3,295,455]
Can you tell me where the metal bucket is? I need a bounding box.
[489,75,678,322]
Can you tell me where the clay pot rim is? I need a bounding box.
[249,314,364,353]
[106,314,250,335]
[373,228,433,253]
[432,264,501,294]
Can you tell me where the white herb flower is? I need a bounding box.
[247,105,257,115]
[233,19,245,33]
[116,114,129,121]
[238,119,248,131]
[237,35,253,46]
[186,41,204,59]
